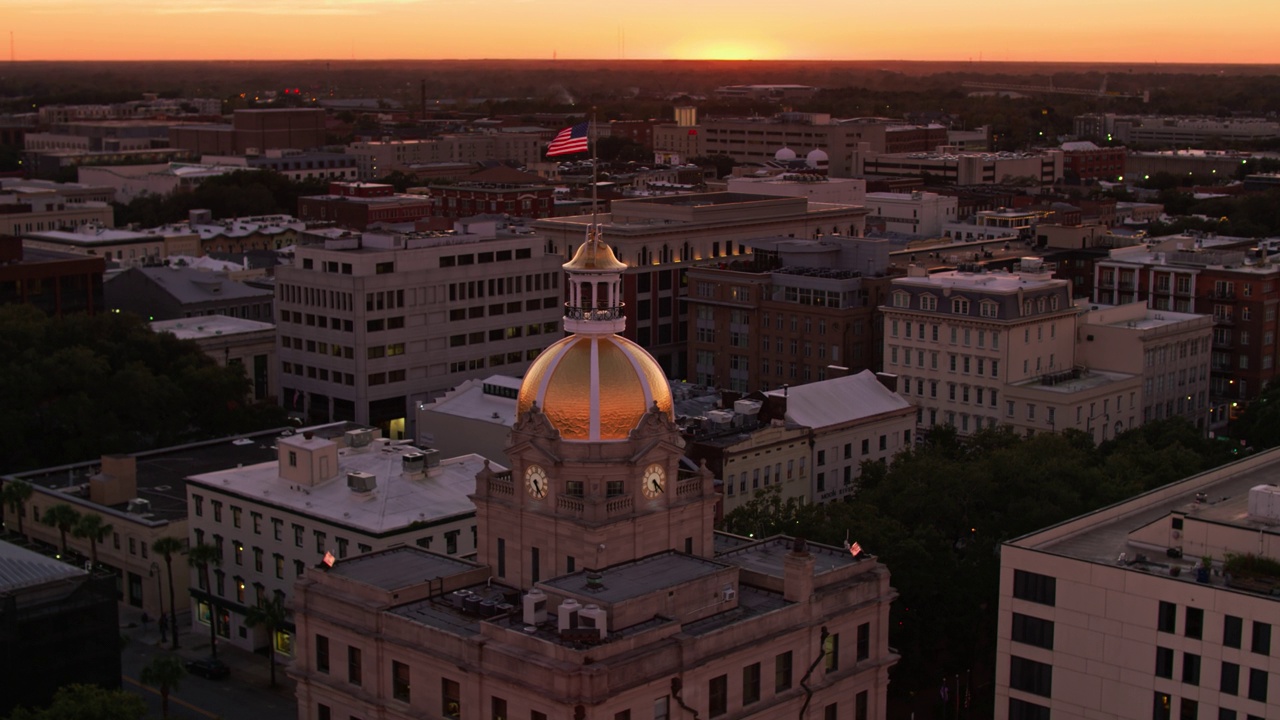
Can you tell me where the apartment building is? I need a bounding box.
[0,235,105,317]
[296,181,434,231]
[274,218,563,438]
[344,134,543,179]
[996,447,1280,720]
[534,193,870,377]
[883,261,1142,443]
[1093,239,1280,426]
[853,149,1065,187]
[289,236,897,720]
[1076,303,1214,430]
[864,191,958,237]
[185,426,491,656]
[686,235,891,392]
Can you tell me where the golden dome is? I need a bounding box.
[564,237,628,272]
[518,334,673,441]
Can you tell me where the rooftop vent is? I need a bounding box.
[345,428,375,449]
[347,471,377,493]
[423,448,441,470]
[126,498,152,515]
[402,452,425,475]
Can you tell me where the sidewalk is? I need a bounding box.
[119,603,296,696]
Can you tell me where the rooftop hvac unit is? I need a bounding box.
[451,589,473,610]
[345,428,375,449]
[126,498,152,515]
[557,598,581,632]
[347,471,377,493]
[523,588,548,625]
[422,448,442,469]
[578,604,608,640]
[722,585,737,602]
[402,452,425,475]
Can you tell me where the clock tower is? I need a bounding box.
[472,227,717,590]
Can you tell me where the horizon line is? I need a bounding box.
[6,57,1280,67]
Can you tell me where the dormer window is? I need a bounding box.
[1023,300,1034,317]
[892,291,910,308]
[980,300,999,318]
[920,294,938,311]
[951,298,970,314]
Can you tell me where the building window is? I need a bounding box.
[442,678,461,719]
[392,660,410,702]
[347,646,361,686]
[1153,692,1171,720]
[1179,699,1197,720]
[1013,570,1055,606]
[742,662,761,705]
[775,651,793,692]
[316,634,329,673]
[824,703,837,720]
[293,524,304,548]
[857,622,870,661]
[1158,601,1176,633]
[317,704,330,720]
[1009,656,1052,697]
[232,506,242,528]
[708,675,727,718]
[1012,613,1054,650]
[1007,698,1050,720]
[1185,607,1203,639]
[1182,652,1200,685]
[1248,667,1267,702]
[1251,621,1271,655]
[1155,646,1174,679]
[855,691,869,720]
[824,632,839,672]
[193,494,204,516]
[492,696,507,720]
[1220,661,1239,695]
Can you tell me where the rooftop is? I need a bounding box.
[150,315,275,340]
[0,539,86,594]
[541,552,729,604]
[1015,448,1280,575]
[763,370,912,428]
[419,376,521,426]
[326,545,481,592]
[187,439,499,536]
[893,267,1066,293]
[120,266,275,305]
[6,428,289,522]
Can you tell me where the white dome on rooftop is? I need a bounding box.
[805,148,829,168]
[775,147,797,161]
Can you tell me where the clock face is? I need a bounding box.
[642,463,666,499]
[525,464,548,499]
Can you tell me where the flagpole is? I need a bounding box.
[590,108,599,245]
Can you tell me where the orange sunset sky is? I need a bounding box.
[6,0,1279,63]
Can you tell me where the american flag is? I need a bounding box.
[547,122,589,157]
[848,541,863,558]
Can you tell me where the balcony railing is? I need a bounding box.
[564,305,623,321]
[488,472,514,497]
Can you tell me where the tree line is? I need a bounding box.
[721,418,1235,718]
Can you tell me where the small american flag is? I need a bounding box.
[323,551,336,567]
[848,541,863,558]
[547,122,589,157]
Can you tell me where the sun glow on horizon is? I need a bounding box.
[672,40,787,62]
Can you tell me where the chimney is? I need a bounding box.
[826,365,850,380]
[783,537,816,602]
[90,454,138,506]
[874,372,898,393]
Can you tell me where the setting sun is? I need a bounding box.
[680,41,781,61]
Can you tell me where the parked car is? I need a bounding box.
[185,657,230,680]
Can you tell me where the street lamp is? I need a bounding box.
[149,561,163,622]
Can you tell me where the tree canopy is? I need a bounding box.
[3,684,146,720]
[722,418,1233,716]
[0,305,288,472]
[112,170,329,228]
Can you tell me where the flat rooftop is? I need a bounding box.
[326,545,480,591]
[0,539,86,594]
[1015,449,1280,568]
[542,552,729,604]
[188,440,499,535]
[716,536,868,577]
[894,268,1065,293]
[420,376,520,426]
[151,315,275,339]
[6,428,289,522]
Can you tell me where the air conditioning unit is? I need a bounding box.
[578,604,608,640]
[402,452,425,475]
[345,428,375,449]
[557,598,581,632]
[423,448,442,470]
[722,585,737,602]
[523,589,547,625]
[126,498,152,515]
[347,471,377,493]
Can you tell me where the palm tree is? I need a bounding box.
[152,536,186,651]
[244,596,287,688]
[72,513,113,568]
[41,503,81,556]
[2,479,33,536]
[186,543,222,659]
[139,654,185,719]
